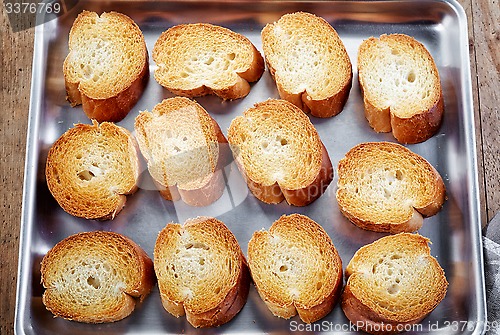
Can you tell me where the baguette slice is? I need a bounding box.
[342,233,448,335]
[227,99,333,206]
[64,11,149,122]
[247,214,343,323]
[261,12,352,118]
[336,142,445,233]
[134,97,226,206]
[41,231,155,323]
[153,23,264,100]
[45,121,140,220]
[358,34,444,144]
[154,217,250,328]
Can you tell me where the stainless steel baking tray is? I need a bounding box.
[15,0,487,334]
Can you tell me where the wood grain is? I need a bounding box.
[0,9,33,335]
[0,1,498,334]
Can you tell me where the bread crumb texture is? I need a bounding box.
[228,99,323,189]
[135,97,219,191]
[343,233,448,331]
[64,11,147,100]
[336,142,445,233]
[41,231,154,323]
[248,214,342,323]
[153,23,264,99]
[45,121,139,220]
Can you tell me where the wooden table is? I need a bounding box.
[1,1,498,333]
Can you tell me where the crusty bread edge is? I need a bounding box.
[40,231,156,323]
[66,57,149,123]
[233,142,333,206]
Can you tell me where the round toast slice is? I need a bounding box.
[134,97,227,206]
[64,11,149,122]
[247,214,343,323]
[261,12,352,118]
[336,142,445,233]
[45,121,140,220]
[40,231,155,323]
[358,34,444,144]
[342,233,448,335]
[227,99,333,206]
[154,217,250,328]
[153,23,264,100]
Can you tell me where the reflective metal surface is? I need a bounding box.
[15,1,486,334]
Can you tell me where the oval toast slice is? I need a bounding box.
[45,121,140,220]
[358,34,443,144]
[228,99,333,206]
[336,142,445,233]
[134,97,226,206]
[64,11,149,122]
[342,233,448,335]
[154,217,250,328]
[41,231,155,323]
[248,214,343,323]
[153,23,264,100]
[261,12,352,117]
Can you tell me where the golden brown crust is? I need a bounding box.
[358,34,443,144]
[153,23,264,100]
[64,11,148,122]
[261,12,352,118]
[154,217,249,328]
[40,231,155,323]
[45,121,140,220]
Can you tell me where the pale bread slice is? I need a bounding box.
[227,99,333,206]
[342,233,448,335]
[247,214,343,323]
[154,217,249,328]
[358,34,443,144]
[134,97,226,206]
[64,11,148,122]
[153,23,264,100]
[40,231,155,323]
[261,12,352,118]
[45,121,140,220]
[336,142,445,233]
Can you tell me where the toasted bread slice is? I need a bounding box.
[261,12,352,118]
[358,34,443,144]
[336,142,445,233]
[247,214,343,323]
[40,231,155,323]
[45,121,140,220]
[342,233,448,335]
[154,217,249,328]
[64,11,148,122]
[134,97,226,206]
[153,23,264,100]
[227,99,333,206]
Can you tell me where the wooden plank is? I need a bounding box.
[472,0,500,223]
[0,10,33,335]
